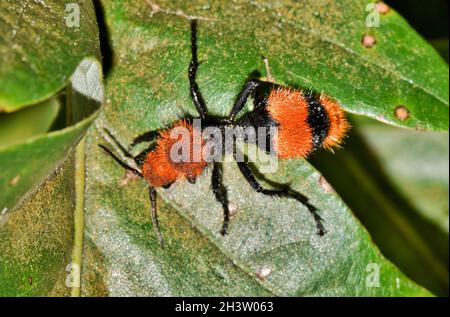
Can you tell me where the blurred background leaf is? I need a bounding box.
[0,97,60,148]
[310,116,449,295]
[429,39,449,64]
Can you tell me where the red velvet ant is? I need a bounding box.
[99,20,349,247]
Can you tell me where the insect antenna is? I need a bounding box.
[99,128,165,248]
[98,144,142,177]
[102,128,136,161]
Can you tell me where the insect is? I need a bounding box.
[99,20,349,248]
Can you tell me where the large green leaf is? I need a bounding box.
[78,0,444,296]
[0,0,100,111]
[83,124,429,296]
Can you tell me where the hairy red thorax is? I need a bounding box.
[142,119,207,187]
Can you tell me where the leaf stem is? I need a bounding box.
[71,137,86,297]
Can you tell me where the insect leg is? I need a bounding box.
[211,162,230,235]
[228,79,259,122]
[234,157,326,236]
[149,187,165,248]
[189,19,208,119]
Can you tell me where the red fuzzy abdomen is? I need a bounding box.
[266,88,314,159]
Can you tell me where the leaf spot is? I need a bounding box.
[256,266,272,279]
[394,105,410,121]
[375,2,390,14]
[361,34,376,48]
[9,175,21,186]
[229,202,239,217]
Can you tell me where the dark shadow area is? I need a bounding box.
[93,0,114,77]
[48,91,67,131]
[50,82,102,131]
[386,0,449,39]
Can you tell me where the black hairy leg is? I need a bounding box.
[149,187,164,248]
[211,162,231,235]
[228,79,259,123]
[234,156,326,236]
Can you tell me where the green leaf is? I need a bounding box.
[0,57,103,295]
[79,0,438,296]
[0,58,103,213]
[0,61,104,295]
[105,0,447,136]
[0,97,60,148]
[84,125,430,296]
[356,116,448,233]
[0,0,100,111]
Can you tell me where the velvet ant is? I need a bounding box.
[99,20,349,247]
